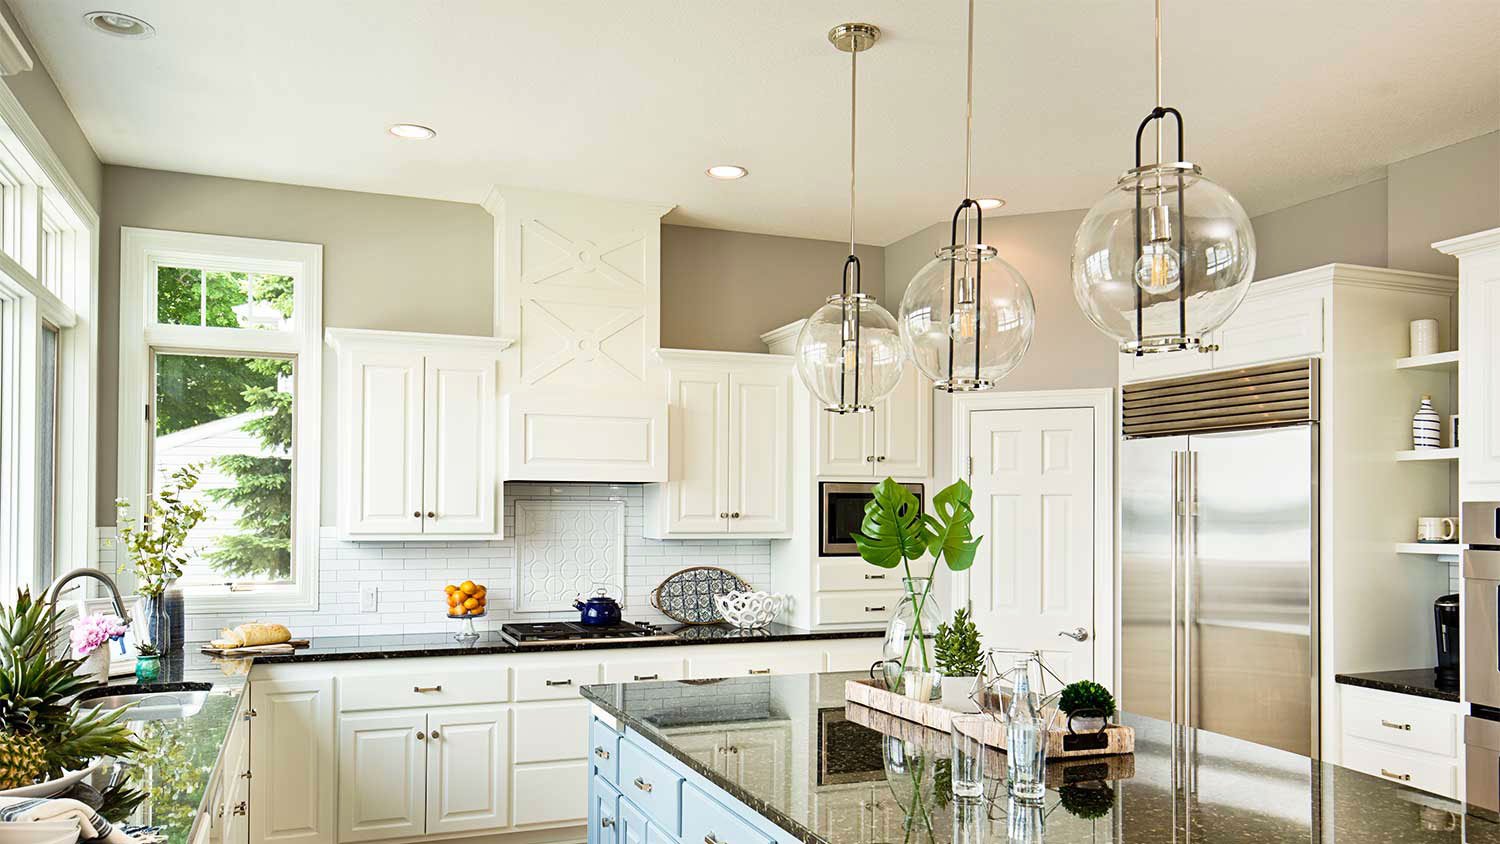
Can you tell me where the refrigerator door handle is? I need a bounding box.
[1185,449,1197,734]
[1169,450,1181,732]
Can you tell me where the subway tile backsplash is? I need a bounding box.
[99,482,770,640]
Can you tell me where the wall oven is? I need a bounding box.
[1464,501,1500,814]
[819,481,923,557]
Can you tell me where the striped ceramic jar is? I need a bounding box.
[1412,395,1442,449]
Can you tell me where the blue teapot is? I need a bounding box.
[574,589,622,626]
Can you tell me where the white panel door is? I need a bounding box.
[666,368,729,533]
[725,726,789,803]
[337,711,427,843]
[427,705,508,837]
[1462,246,1500,499]
[818,406,874,477]
[347,350,424,535]
[423,352,496,534]
[967,407,1096,683]
[874,367,931,478]
[250,678,335,844]
[728,369,791,533]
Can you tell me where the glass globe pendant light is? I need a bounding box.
[794,23,905,413]
[1070,0,1256,355]
[898,0,1036,392]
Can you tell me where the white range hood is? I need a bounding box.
[483,187,675,482]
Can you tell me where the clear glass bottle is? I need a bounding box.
[1004,657,1048,803]
[880,577,943,700]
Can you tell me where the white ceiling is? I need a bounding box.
[12,1,1500,245]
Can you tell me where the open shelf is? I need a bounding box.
[1395,448,1459,462]
[1395,542,1462,557]
[1395,351,1460,371]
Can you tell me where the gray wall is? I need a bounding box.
[1250,179,1389,280]
[660,224,883,353]
[883,209,1120,392]
[0,1,101,210]
[98,165,494,524]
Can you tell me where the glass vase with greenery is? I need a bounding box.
[854,478,982,699]
[116,464,206,653]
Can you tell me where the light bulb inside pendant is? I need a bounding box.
[950,277,979,341]
[1133,203,1181,293]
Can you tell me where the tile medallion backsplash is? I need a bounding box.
[98,482,771,640]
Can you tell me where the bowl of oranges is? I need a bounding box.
[445,581,487,617]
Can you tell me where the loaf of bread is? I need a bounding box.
[211,622,292,649]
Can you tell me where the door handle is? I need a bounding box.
[545,678,574,687]
[1058,627,1089,642]
[633,777,653,793]
[594,746,611,760]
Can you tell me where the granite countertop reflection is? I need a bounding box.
[582,672,1500,844]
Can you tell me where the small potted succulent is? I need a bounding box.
[1058,680,1116,733]
[134,642,161,682]
[934,608,984,709]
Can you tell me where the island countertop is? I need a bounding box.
[581,672,1500,844]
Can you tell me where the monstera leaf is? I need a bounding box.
[923,479,983,572]
[852,478,927,569]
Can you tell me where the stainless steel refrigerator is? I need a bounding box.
[1120,362,1319,758]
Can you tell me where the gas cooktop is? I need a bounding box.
[499,620,677,647]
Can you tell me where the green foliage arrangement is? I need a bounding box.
[115,465,207,598]
[1058,783,1115,820]
[853,478,982,684]
[934,608,984,677]
[1058,679,1116,717]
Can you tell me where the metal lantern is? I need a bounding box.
[793,22,905,413]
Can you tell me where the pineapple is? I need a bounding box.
[0,590,141,788]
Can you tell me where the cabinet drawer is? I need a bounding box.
[815,592,902,626]
[591,719,621,782]
[646,815,675,844]
[513,760,590,826]
[816,559,898,592]
[339,670,507,711]
[1340,687,1459,757]
[619,738,683,835]
[515,662,602,701]
[686,649,821,680]
[603,658,685,684]
[515,701,592,763]
[1341,737,1458,798]
[681,782,773,844]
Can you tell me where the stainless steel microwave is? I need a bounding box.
[819,481,923,557]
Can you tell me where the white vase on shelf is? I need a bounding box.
[1413,395,1442,449]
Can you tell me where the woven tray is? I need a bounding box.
[844,677,1133,758]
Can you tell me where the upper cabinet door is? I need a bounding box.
[346,349,424,536]
[1210,294,1324,370]
[422,352,498,535]
[817,406,875,477]
[425,705,508,838]
[666,368,731,533]
[874,367,931,479]
[1457,239,1500,499]
[727,369,791,533]
[337,711,427,843]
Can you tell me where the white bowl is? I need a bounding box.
[0,760,101,798]
[714,591,784,629]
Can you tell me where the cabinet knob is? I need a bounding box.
[430,730,440,740]
[414,511,422,518]
[417,731,426,741]
[877,455,886,461]
[601,817,616,829]
[239,770,252,779]
[233,801,247,817]
[720,512,729,519]
[731,512,741,519]
[866,455,875,463]
[427,511,436,519]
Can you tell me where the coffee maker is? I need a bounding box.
[1436,593,1459,688]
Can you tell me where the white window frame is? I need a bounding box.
[0,76,98,598]
[118,227,322,613]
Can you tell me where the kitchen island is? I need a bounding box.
[581,672,1500,844]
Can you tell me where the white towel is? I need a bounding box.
[0,796,143,843]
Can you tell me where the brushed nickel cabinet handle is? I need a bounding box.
[633,777,653,793]
[1380,768,1411,782]
[601,817,615,829]
[633,674,659,681]
[864,574,886,580]
[748,668,771,675]
[1380,720,1411,731]
[704,836,720,844]
[865,606,886,612]
[545,678,574,687]
[594,746,611,760]
[414,685,443,693]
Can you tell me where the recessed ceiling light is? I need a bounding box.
[705,165,748,180]
[83,10,154,38]
[388,123,437,140]
[975,197,1006,210]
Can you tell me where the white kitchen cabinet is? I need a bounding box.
[1338,683,1463,799]
[338,706,509,842]
[816,366,931,479]
[250,677,335,844]
[659,724,791,804]
[645,350,792,538]
[327,328,507,541]
[1436,228,1500,501]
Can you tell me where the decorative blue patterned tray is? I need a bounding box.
[649,566,750,625]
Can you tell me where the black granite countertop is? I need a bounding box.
[582,672,1500,844]
[248,622,880,664]
[1335,668,1460,702]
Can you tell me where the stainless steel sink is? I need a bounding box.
[76,685,211,721]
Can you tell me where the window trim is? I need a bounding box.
[118,227,323,613]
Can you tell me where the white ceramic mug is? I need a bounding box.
[1417,516,1458,542]
[1410,319,1440,357]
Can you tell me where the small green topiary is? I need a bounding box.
[1058,783,1114,819]
[934,608,984,677]
[1058,680,1116,717]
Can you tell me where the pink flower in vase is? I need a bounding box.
[70,613,127,658]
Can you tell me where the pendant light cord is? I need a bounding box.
[847,45,858,294]
[963,0,975,202]
[1154,0,1164,166]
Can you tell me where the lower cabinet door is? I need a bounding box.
[251,678,335,844]
[514,701,591,764]
[337,710,427,842]
[680,782,773,844]
[590,775,621,844]
[426,705,509,836]
[724,726,789,804]
[514,760,591,827]
[618,798,648,844]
